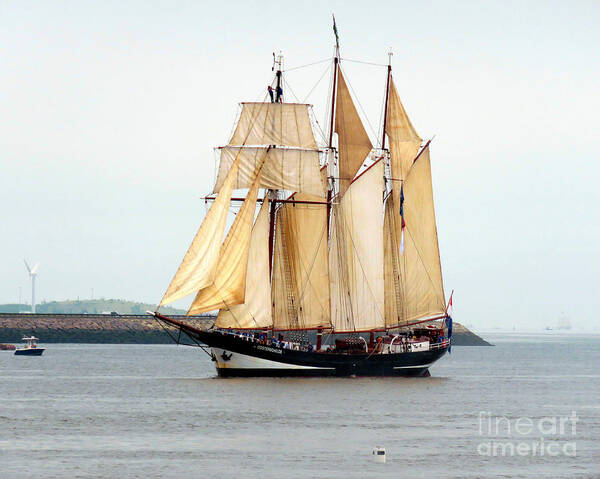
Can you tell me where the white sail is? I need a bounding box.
[386,78,422,207]
[329,161,385,332]
[187,171,261,315]
[397,146,446,323]
[271,193,330,330]
[215,198,272,329]
[213,146,324,197]
[159,160,238,306]
[383,194,403,328]
[230,102,317,148]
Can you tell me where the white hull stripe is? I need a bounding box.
[393,363,433,369]
[212,348,335,370]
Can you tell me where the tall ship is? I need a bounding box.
[150,29,453,377]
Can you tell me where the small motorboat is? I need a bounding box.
[14,336,45,356]
[0,343,16,350]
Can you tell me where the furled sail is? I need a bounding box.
[159,160,238,306]
[229,102,317,149]
[271,193,330,330]
[186,171,261,315]
[213,146,325,197]
[215,198,272,329]
[335,68,373,196]
[386,78,422,207]
[397,145,446,323]
[329,161,385,332]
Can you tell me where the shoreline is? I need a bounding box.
[0,313,492,346]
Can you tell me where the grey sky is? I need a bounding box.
[1,0,598,330]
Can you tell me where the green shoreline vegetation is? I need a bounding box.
[0,299,185,315]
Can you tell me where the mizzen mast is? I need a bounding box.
[381,49,393,150]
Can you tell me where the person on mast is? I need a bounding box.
[267,85,275,103]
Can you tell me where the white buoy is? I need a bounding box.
[373,446,386,463]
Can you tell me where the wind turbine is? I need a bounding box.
[24,260,39,313]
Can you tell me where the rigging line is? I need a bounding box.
[338,65,379,144]
[155,317,214,357]
[301,62,333,104]
[282,77,300,103]
[283,57,332,72]
[213,102,242,188]
[376,73,388,149]
[341,58,388,67]
[227,103,242,144]
[324,54,334,144]
[309,106,328,146]
[180,326,215,357]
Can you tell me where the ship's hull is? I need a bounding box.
[14,348,45,356]
[196,331,447,377]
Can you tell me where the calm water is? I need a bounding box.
[1,334,599,478]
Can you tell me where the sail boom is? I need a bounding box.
[383,314,449,331]
[216,146,323,153]
[203,196,329,205]
[263,312,449,332]
[330,157,384,202]
[240,102,314,107]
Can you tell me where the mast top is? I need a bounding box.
[270,51,284,103]
[272,51,284,72]
[332,14,340,55]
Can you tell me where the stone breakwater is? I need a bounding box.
[0,313,491,345]
[0,313,213,344]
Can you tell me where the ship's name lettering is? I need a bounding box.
[256,345,283,354]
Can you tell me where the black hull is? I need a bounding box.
[192,330,447,378]
[14,348,44,356]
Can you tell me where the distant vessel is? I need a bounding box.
[14,336,45,356]
[0,343,16,351]
[150,26,452,377]
[546,312,572,331]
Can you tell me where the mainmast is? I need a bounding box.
[328,57,339,147]
[327,16,341,237]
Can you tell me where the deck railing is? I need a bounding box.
[429,339,450,350]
